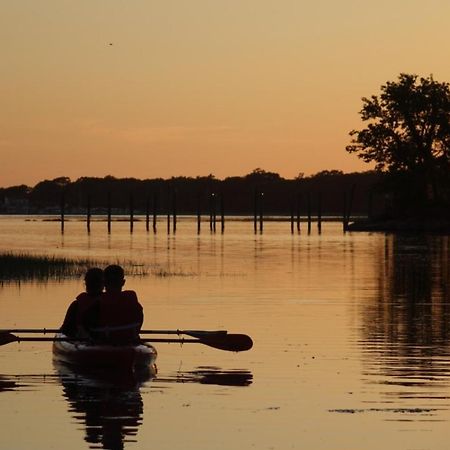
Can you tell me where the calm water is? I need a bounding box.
[0,216,449,450]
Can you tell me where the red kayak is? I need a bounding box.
[52,333,157,372]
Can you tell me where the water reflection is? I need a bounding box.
[55,363,154,450]
[159,366,253,387]
[56,363,251,450]
[0,374,57,392]
[360,235,450,390]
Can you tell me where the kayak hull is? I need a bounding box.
[52,333,157,372]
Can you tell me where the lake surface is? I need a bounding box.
[0,216,449,450]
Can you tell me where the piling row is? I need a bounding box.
[60,187,358,235]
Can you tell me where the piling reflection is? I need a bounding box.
[55,362,154,450]
[360,235,450,388]
[0,373,59,392]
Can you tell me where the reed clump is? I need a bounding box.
[0,252,201,283]
[0,252,92,282]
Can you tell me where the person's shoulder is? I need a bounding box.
[66,299,79,312]
[122,290,138,300]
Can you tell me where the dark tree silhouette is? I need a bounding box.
[346,74,450,212]
[0,170,382,216]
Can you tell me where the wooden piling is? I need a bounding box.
[209,193,216,233]
[145,196,150,232]
[167,191,170,234]
[60,191,65,234]
[259,192,264,233]
[172,190,177,233]
[253,189,258,234]
[296,193,301,233]
[209,193,213,232]
[307,192,312,234]
[197,193,201,234]
[212,193,216,233]
[290,197,294,234]
[317,192,322,233]
[220,193,225,234]
[152,192,157,233]
[86,194,91,234]
[107,192,111,234]
[129,193,134,233]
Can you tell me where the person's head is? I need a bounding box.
[84,268,104,296]
[104,264,125,292]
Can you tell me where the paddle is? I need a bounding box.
[0,332,253,352]
[1,328,228,339]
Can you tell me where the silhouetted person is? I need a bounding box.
[60,268,104,338]
[86,265,143,344]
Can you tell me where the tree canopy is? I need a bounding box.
[347,73,450,171]
[346,73,450,209]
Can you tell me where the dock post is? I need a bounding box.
[290,197,294,234]
[86,194,91,234]
[307,192,312,234]
[145,196,150,232]
[129,193,134,234]
[209,193,213,232]
[212,193,216,233]
[259,192,264,233]
[107,192,112,234]
[60,191,65,234]
[296,193,301,233]
[220,193,225,234]
[317,192,322,233]
[167,190,170,235]
[253,189,258,234]
[172,190,177,234]
[197,193,201,235]
[152,192,157,233]
[343,192,348,232]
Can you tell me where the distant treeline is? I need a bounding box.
[0,169,384,216]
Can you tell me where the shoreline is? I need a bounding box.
[347,218,450,233]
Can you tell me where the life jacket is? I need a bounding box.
[95,290,143,344]
[75,292,100,327]
[60,292,100,338]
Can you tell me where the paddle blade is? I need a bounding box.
[0,332,19,346]
[184,330,228,339]
[200,334,253,352]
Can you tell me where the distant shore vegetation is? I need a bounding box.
[0,169,382,217]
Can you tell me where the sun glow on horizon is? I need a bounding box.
[1,1,450,186]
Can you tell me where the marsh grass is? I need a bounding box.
[151,267,197,277]
[0,252,149,283]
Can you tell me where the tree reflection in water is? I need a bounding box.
[361,235,450,387]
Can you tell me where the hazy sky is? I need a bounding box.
[2,1,450,187]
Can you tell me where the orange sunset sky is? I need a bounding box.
[2,1,450,187]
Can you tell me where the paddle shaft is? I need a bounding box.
[2,328,226,336]
[0,332,253,352]
[11,337,201,344]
